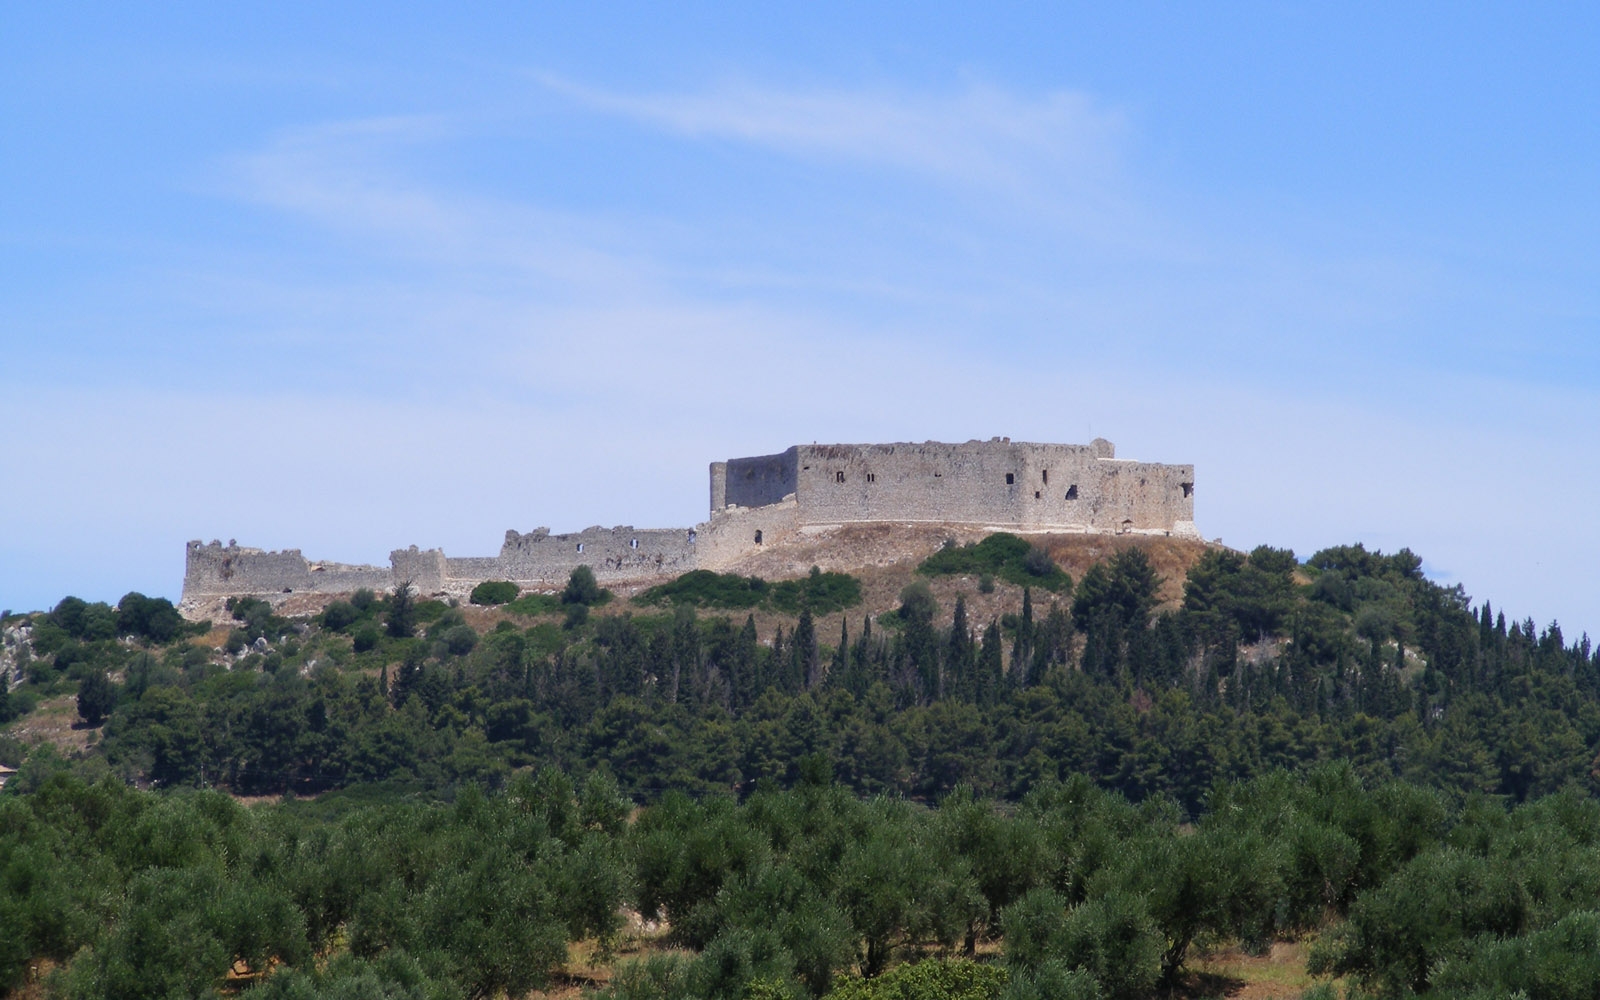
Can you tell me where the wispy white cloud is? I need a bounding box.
[536,74,1129,196]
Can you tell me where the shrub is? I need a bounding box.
[116,592,185,644]
[639,570,770,609]
[440,625,478,657]
[918,534,1072,593]
[564,603,590,629]
[505,593,563,617]
[563,566,610,607]
[77,670,118,727]
[470,580,520,606]
[769,567,863,616]
[320,601,361,632]
[352,627,380,653]
[826,958,1008,1000]
[896,582,939,625]
[386,585,417,638]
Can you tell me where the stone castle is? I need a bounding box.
[182,438,1196,603]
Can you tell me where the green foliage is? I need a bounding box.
[641,570,771,610]
[319,600,363,632]
[1181,546,1297,644]
[1071,549,1159,636]
[48,596,119,642]
[115,592,188,644]
[826,959,1008,1000]
[469,580,520,606]
[918,534,1072,593]
[769,568,863,616]
[1002,889,1159,1000]
[643,567,861,616]
[564,565,610,606]
[504,592,563,617]
[75,670,117,727]
[386,584,418,638]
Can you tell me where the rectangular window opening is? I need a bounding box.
[1005,473,1015,485]
[1042,469,1049,484]
[835,470,846,483]
[866,473,876,483]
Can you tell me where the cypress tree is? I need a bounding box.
[830,618,848,688]
[947,595,973,701]
[979,619,1003,705]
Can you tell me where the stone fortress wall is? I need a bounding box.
[183,438,1196,605]
[718,438,1195,536]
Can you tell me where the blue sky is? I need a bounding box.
[3,4,1597,634]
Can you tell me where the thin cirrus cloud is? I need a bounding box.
[535,73,1128,187]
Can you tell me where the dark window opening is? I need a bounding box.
[754,530,763,544]
[576,543,584,553]
[866,473,876,483]
[1034,491,1041,499]
[1181,482,1194,497]
[1066,485,1079,500]
[630,538,639,549]
[835,470,846,483]
[1042,469,1049,484]
[1005,473,1015,485]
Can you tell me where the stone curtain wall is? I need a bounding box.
[695,497,803,571]
[182,438,1197,605]
[492,526,698,585]
[723,449,800,510]
[183,541,394,598]
[733,440,1194,535]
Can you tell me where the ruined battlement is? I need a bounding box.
[183,438,1195,606]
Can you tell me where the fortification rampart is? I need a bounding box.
[718,439,1195,537]
[183,541,395,598]
[182,437,1196,607]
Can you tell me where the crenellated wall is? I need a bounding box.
[182,437,1197,605]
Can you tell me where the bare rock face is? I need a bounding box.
[2,624,33,687]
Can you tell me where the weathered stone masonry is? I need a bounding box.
[183,438,1196,603]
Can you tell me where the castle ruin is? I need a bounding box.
[182,438,1196,603]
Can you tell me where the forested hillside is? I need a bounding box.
[3,534,1599,999]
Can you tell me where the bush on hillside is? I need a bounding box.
[562,566,611,607]
[470,580,520,606]
[320,601,362,632]
[638,571,771,609]
[918,534,1072,593]
[769,567,863,615]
